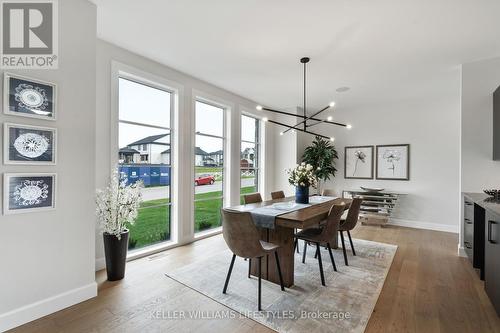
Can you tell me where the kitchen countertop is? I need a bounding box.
[463,192,500,216]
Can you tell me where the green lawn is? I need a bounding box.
[127,186,257,250]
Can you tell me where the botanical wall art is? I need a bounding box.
[344,146,374,179]
[376,144,410,180]
[4,123,57,165]
[3,173,56,214]
[3,73,56,120]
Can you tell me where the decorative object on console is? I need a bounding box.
[344,146,374,179]
[3,173,56,215]
[4,123,57,165]
[3,73,56,120]
[376,144,410,180]
[360,186,384,192]
[96,169,143,281]
[484,189,500,200]
[286,162,317,204]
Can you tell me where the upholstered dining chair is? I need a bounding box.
[243,192,262,204]
[271,190,285,200]
[338,198,362,266]
[322,188,336,196]
[221,209,285,310]
[294,203,345,286]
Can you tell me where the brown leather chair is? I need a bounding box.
[221,209,285,310]
[338,198,362,266]
[243,193,262,204]
[322,188,336,196]
[294,204,345,286]
[270,190,285,200]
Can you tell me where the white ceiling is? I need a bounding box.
[91,0,500,113]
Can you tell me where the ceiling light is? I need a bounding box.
[329,101,335,108]
[262,117,268,122]
[256,105,263,111]
[346,124,352,129]
[279,131,284,136]
[327,116,333,121]
[330,137,335,142]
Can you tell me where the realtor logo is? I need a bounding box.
[1,0,58,68]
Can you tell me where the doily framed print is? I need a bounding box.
[3,73,57,120]
[3,173,56,215]
[4,123,57,165]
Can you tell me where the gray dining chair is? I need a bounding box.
[271,190,285,200]
[243,193,262,204]
[338,198,362,265]
[221,209,285,310]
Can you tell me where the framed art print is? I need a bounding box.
[376,144,410,180]
[3,173,56,215]
[4,123,57,165]
[3,73,57,120]
[344,146,374,179]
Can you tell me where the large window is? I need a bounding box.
[194,100,225,233]
[118,77,173,250]
[240,115,260,202]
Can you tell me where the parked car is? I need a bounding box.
[195,174,215,186]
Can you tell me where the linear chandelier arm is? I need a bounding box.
[261,107,347,127]
[283,105,330,134]
[267,119,331,140]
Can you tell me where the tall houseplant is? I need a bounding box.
[96,169,142,281]
[302,136,339,195]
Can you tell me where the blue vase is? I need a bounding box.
[295,186,309,204]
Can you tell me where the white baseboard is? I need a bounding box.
[0,282,97,332]
[388,218,458,233]
[457,244,467,257]
[95,257,106,271]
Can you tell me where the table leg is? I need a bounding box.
[267,226,294,287]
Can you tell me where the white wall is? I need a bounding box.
[293,89,461,233]
[459,57,500,252]
[95,39,274,267]
[0,1,97,331]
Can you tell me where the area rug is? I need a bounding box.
[165,238,397,333]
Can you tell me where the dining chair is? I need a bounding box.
[294,203,345,286]
[322,188,336,196]
[338,198,362,266]
[221,209,285,310]
[271,190,285,200]
[243,193,263,204]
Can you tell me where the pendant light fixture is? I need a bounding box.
[256,57,351,141]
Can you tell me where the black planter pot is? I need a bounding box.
[103,230,129,281]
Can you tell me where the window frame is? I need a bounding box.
[240,113,261,198]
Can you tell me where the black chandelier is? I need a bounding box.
[256,57,351,141]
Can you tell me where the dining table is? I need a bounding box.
[226,196,352,288]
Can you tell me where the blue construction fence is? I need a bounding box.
[119,164,170,187]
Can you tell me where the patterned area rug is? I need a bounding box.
[165,238,397,333]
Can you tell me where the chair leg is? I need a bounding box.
[327,242,337,272]
[223,254,236,294]
[258,256,262,311]
[340,231,349,266]
[314,245,319,259]
[316,243,326,286]
[347,230,356,256]
[274,251,285,291]
[248,258,252,278]
[302,241,307,263]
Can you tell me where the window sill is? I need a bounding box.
[194,226,222,240]
[127,239,178,262]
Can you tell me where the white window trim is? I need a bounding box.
[110,61,184,257]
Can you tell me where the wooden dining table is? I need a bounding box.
[226,196,352,288]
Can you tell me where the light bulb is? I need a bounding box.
[330,137,335,142]
[256,105,263,111]
[279,132,284,136]
[327,116,333,121]
[262,117,268,122]
[346,124,352,129]
[329,101,335,108]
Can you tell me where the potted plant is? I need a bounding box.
[96,169,142,281]
[302,136,339,195]
[286,162,317,204]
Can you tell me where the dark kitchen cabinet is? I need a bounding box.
[485,210,500,315]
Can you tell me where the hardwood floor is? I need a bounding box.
[10,225,500,333]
